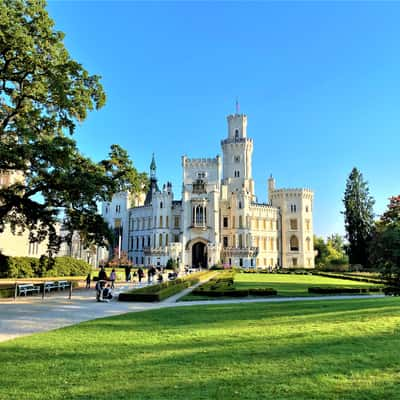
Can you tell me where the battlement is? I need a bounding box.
[183,156,220,166]
[270,188,314,200]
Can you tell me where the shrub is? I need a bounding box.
[0,255,91,278]
[308,286,382,294]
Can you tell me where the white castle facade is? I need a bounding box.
[102,112,315,269]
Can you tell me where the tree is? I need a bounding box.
[314,235,348,270]
[369,196,400,286]
[0,0,147,252]
[342,168,375,267]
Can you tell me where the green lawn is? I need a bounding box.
[1,298,400,399]
[181,273,382,300]
[234,273,381,297]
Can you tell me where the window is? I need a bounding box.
[193,205,206,226]
[141,237,145,248]
[174,234,179,242]
[160,202,163,209]
[234,155,240,163]
[116,205,120,213]
[159,216,163,228]
[290,204,297,213]
[239,258,243,267]
[174,216,180,228]
[306,219,310,231]
[239,216,243,228]
[306,237,311,251]
[239,234,243,248]
[197,172,206,179]
[136,237,139,249]
[234,170,240,178]
[193,179,206,194]
[290,235,299,251]
[305,205,309,212]
[147,236,150,246]
[105,206,109,214]
[250,259,253,267]
[159,234,163,247]
[223,217,229,228]
[166,216,169,228]
[290,219,298,230]
[165,234,169,246]
[238,201,242,209]
[270,220,274,230]
[235,129,239,138]
[292,257,298,267]
[270,237,274,251]
[223,236,228,248]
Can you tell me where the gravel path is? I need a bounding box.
[0,282,385,343]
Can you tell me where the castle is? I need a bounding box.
[102,112,314,269]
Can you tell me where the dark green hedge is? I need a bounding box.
[118,272,211,302]
[0,255,91,278]
[308,286,382,294]
[312,271,384,284]
[384,286,400,296]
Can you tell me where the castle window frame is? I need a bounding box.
[193,179,206,194]
[290,235,299,251]
[223,216,229,228]
[235,129,239,138]
[160,202,163,209]
[290,219,298,230]
[197,172,206,179]
[290,204,297,213]
[234,155,240,163]
[292,257,298,267]
[223,236,228,248]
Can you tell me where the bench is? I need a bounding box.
[43,281,59,293]
[17,284,40,296]
[57,280,71,290]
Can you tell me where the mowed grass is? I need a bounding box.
[235,273,381,297]
[1,298,400,399]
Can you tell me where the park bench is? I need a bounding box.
[17,284,40,296]
[57,280,71,290]
[43,281,59,293]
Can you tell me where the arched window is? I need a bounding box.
[235,129,239,138]
[159,234,163,247]
[290,235,299,251]
[306,237,311,251]
[160,202,163,209]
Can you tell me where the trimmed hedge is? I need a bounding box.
[191,273,277,298]
[312,271,384,284]
[384,286,400,296]
[119,272,212,302]
[308,286,383,294]
[0,255,91,278]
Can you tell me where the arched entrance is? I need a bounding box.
[192,242,207,269]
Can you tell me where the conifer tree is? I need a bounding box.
[342,168,375,267]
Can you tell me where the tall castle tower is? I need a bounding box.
[221,112,255,200]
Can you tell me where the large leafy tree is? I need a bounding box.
[369,195,400,286]
[342,168,375,267]
[0,0,147,252]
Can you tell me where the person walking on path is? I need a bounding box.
[137,267,144,284]
[98,267,107,282]
[109,269,116,289]
[125,265,132,283]
[85,273,91,289]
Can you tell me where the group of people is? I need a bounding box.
[90,265,176,302]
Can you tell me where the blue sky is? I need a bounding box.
[47,1,400,238]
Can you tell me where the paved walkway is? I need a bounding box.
[0,282,385,343]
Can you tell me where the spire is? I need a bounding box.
[235,98,240,115]
[150,153,156,179]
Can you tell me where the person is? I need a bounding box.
[85,273,91,289]
[157,272,163,283]
[102,284,113,300]
[95,280,105,302]
[137,267,144,284]
[98,266,107,282]
[125,265,132,282]
[109,269,116,289]
[147,267,152,284]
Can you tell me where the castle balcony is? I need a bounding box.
[143,247,168,256]
[222,246,259,257]
[221,137,253,146]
